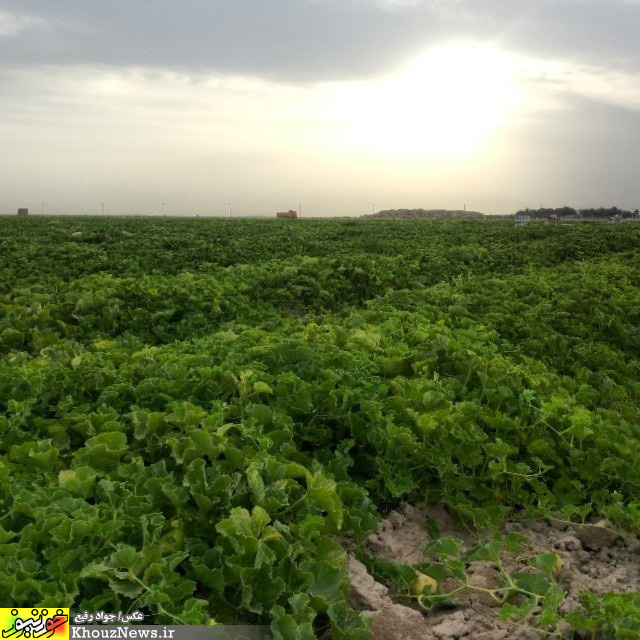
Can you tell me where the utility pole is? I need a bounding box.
[463,203,466,211]
[228,203,232,218]
[299,203,302,218]
[42,202,46,215]
[101,203,105,216]
[162,202,165,217]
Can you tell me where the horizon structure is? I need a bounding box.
[1,1,639,215]
[2,202,637,218]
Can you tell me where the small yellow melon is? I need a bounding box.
[409,571,438,595]
[553,553,563,574]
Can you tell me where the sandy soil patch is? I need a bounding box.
[348,504,640,640]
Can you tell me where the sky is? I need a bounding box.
[0,0,639,216]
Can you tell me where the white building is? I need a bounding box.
[515,213,531,227]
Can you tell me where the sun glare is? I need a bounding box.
[335,43,522,159]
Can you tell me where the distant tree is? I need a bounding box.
[579,207,634,218]
[515,206,577,219]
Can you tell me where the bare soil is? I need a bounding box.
[348,504,640,640]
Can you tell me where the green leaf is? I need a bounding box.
[465,541,501,563]
[424,536,463,560]
[107,577,145,598]
[513,572,553,597]
[538,584,565,628]
[72,431,128,470]
[304,473,344,532]
[240,565,286,614]
[529,553,559,577]
[248,468,266,505]
[500,597,537,622]
[58,466,97,498]
[328,601,371,640]
[308,560,347,610]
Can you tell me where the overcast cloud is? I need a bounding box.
[2,1,640,80]
[0,0,639,215]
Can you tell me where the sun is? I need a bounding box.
[335,42,522,159]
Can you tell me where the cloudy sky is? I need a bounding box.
[1,0,639,216]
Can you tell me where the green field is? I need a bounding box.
[1,217,639,636]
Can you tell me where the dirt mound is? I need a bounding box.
[362,209,486,220]
[348,504,640,640]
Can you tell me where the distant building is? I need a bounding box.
[547,215,560,226]
[515,213,531,227]
[276,210,298,219]
[17,208,28,216]
[608,214,623,224]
